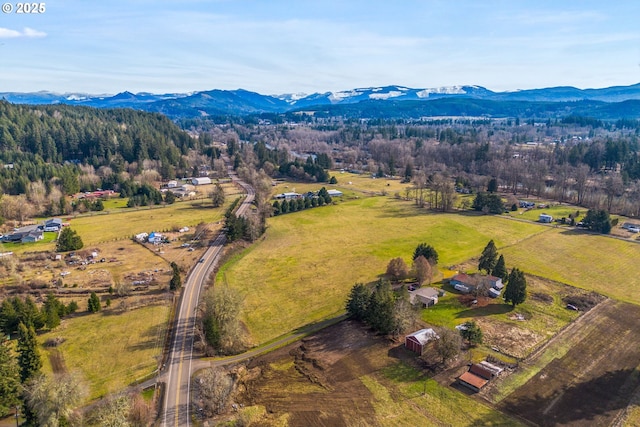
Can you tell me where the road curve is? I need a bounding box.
[160,165,254,427]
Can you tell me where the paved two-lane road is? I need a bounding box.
[161,167,254,426]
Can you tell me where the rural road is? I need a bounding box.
[160,163,255,427]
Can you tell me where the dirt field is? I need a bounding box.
[236,320,384,427]
[227,320,518,427]
[498,299,640,426]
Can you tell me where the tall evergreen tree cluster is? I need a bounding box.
[272,188,332,216]
[0,101,197,195]
[0,294,77,337]
[345,280,418,336]
[582,209,612,234]
[169,262,182,291]
[56,227,84,252]
[478,240,508,282]
[412,243,439,265]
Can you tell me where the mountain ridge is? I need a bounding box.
[3,82,640,118]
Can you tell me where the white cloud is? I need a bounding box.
[0,27,47,39]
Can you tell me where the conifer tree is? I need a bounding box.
[17,322,42,383]
[491,254,508,282]
[504,267,527,307]
[87,292,101,313]
[478,240,498,274]
[0,338,20,417]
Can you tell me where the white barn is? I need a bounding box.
[192,177,212,185]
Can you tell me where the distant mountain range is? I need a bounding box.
[3,83,640,119]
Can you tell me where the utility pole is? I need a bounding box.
[15,405,19,427]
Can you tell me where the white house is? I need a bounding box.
[191,177,212,185]
[167,180,178,188]
[539,213,553,223]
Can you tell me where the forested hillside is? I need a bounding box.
[0,101,198,195]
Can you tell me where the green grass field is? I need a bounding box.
[66,197,232,245]
[219,196,545,345]
[509,204,583,222]
[39,304,170,400]
[500,228,640,304]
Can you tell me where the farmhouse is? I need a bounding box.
[450,273,503,297]
[409,287,439,307]
[44,218,63,231]
[539,213,553,223]
[170,188,196,198]
[457,363,494,392]
[21,230,44,243]
[1,225,43,243]
[405,328,439,354]
[191,177,212,185]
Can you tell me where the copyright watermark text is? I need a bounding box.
[2,3,46,14]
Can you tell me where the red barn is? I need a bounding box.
[405,328,439,354]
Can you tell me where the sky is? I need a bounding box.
[1,0,640,95]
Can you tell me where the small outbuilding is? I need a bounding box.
[457,363,494,392]
[539,213,553,223]
[327,189,343,197]
[167,180,178,188]
[405,328,439,355]
[409,287,439,307]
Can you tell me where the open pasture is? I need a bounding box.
[219,196,545,345]
[499,227,640,304]
[67,196,231,245]
[39,303,170,400]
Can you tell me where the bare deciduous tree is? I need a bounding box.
[195,367,234,417]
[433,327,462,366]
[386,257,409,282]
[413,256,433,286]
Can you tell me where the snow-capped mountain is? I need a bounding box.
[3,83,640,118]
